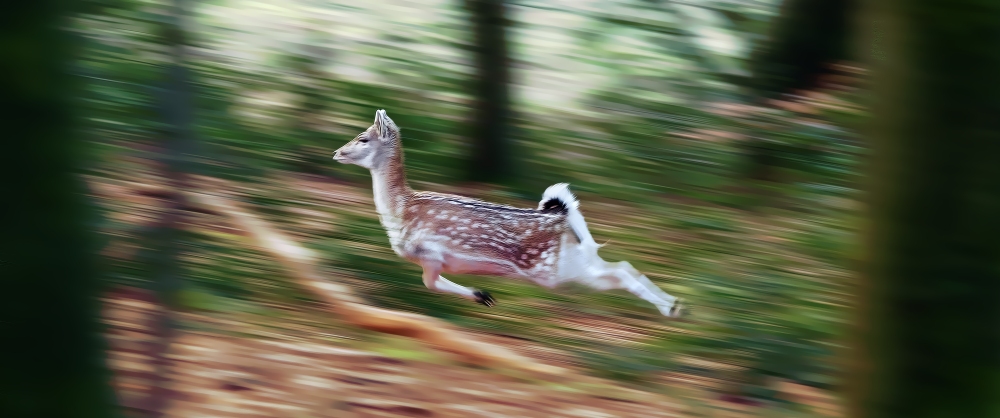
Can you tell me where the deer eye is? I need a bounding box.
[359,138,369,144]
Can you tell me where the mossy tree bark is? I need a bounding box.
[0,0,119,416]
[850,1,1000,417]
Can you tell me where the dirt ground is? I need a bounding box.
[104,287,698,418]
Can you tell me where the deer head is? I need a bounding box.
[333,109,400,170]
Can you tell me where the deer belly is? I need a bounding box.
[440,253,515,276]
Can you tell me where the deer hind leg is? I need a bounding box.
[581,260,682,318]
[420,262,495,307]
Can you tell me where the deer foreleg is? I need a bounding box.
[420,263,495,307]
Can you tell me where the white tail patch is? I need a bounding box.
[539,183,595,249]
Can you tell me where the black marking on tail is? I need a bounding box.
[540,198,569,214]
[541,197,579,242]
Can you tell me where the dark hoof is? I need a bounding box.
[473,290,495,307]
[668,299,684,318]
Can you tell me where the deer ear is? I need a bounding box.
[372,109,398,141]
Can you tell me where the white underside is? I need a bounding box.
[412,229,679,317]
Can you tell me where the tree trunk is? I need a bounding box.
[742,0,856,190]
[464,0,513,183]
[141,0,199,415]
[150,0,197,312]
[749,0,856,98]
[850,1,1000,417]
[0,0,119,416]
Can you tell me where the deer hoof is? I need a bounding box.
[473,290,495,307]
[668,299,684,318]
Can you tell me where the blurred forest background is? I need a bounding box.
[14,0,998,416]
[77,0,862,414]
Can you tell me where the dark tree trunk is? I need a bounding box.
[850,1,1000,417]
[749,0,857,98]
[742,0,857,190]
[0,0,119,416]
[464,0,513,183]
[140,0,199,415]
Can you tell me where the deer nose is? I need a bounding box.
[333,149,342,160]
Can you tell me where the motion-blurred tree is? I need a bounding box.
[749,0,856,98]
[149,0,197,313]
[744,0,857,185]
[851,1,1000,417]
[463,0,513,183]
[140,0,200,414]
[0,0,119,416]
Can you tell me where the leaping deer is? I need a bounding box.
[333,110,683,317]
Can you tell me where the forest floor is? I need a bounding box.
[104,286,827,418]
[95,170,844,418]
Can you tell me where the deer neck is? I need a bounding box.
[369,151,411,223]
